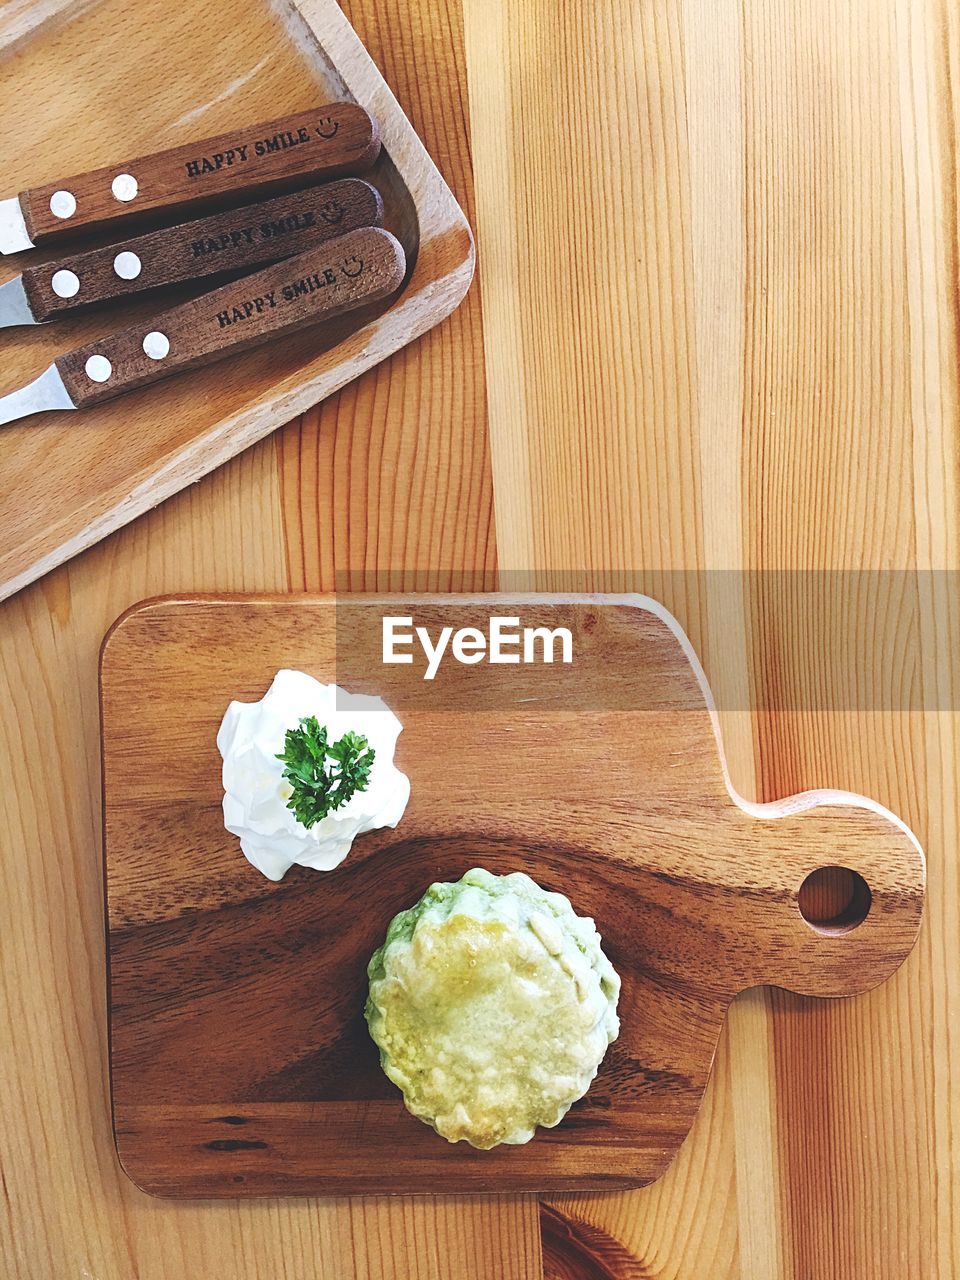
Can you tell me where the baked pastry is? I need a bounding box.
[365,868,620,1148]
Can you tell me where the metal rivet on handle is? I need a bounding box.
[51,269,80,299]
[111,173,138,202]
[113,251,142,280]
[142,331,170,360]
[84,354,112,383]
[49,190,77,219]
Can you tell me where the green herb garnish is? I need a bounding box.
[276,716,375,828]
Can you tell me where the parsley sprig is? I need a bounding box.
[276,716,375,829]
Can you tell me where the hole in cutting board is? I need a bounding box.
[798,866,872,934]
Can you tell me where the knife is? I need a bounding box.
[0,178,383,328]
[0,225,405,426]
[0,105,380,255]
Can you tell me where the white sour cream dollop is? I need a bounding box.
[217,669,410,881]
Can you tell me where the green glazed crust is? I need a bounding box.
[365,868,621,1149]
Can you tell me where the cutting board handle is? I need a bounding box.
[728,790,925,998]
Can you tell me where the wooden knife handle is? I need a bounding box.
[19,105,380,247]
[20,178,384,322]
[55,226,404,409]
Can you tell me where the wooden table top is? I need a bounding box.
[1,0,956,1277]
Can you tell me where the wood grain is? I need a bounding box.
[0,0,511,1272]
[1,0,958,1274]
[463,0,960,1274]
[277,0,496,596]
[20,178,384,321]
[99,595,923,1196]
[20,103,381,245]
[0,0,475,602]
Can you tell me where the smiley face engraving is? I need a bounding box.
[316,117,340,139]
[340,255,364,278]
[319,199,345,224]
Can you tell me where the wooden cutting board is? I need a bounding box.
[100,595,925,1197]
[0,0,472,601]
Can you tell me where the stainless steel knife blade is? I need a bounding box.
[0,276,39,327]
[0,196,34,255]
[0,364,75,427]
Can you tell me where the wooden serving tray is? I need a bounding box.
[100,595,926,1197]
[0,0,472,601]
